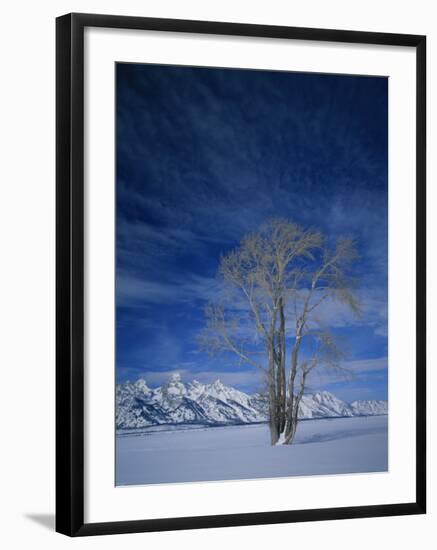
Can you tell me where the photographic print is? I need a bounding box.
[115,63,388,487]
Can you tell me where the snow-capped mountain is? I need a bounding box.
[116,374,387,430]
[350,399,388,416]
[299,391,355,419]
[116,374,266,429]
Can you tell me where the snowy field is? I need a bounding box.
[116,415,388,486]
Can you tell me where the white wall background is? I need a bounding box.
[0,0,434,547]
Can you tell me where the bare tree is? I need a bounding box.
[200,219,360,445]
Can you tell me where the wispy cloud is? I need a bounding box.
[117,271,220,307]
[305,356,388,393]
[342,357,388,373]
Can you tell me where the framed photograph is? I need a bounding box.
[56,13,426,536]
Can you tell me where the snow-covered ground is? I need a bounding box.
[116,415,388,486]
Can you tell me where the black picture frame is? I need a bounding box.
[56,12,426,537]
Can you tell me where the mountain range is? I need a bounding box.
[116,374,388,430]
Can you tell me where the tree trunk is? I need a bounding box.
[269,407,280,445]
[277,298,287,434]
[267,348,280,445]
[283,371,307,444]
[283,418,298,445]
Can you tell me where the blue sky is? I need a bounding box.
[116,63,388,402]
